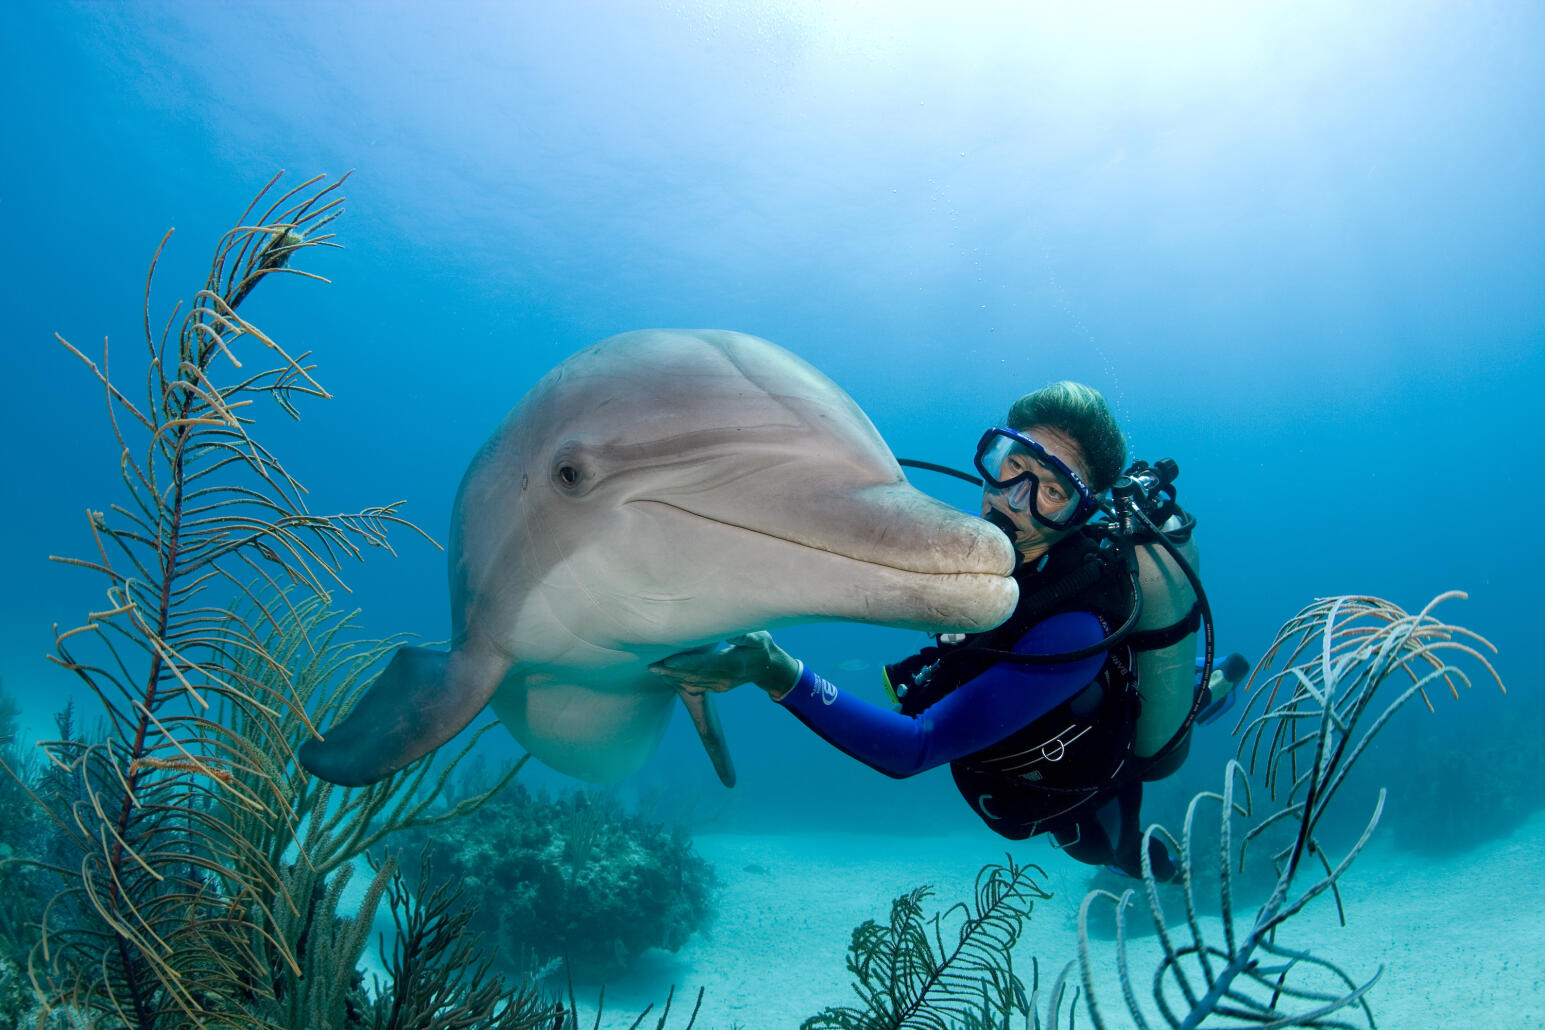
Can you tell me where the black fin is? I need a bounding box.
[678,691,736,788]
[299,644,506,787]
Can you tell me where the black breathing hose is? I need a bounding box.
[898,458,983,486]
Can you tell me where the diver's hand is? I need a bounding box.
[649,632,803,700]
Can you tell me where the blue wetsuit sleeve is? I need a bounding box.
[777,611,1107,778]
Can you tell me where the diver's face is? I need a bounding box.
[981,425,1092,560]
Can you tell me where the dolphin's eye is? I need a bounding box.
[551,444,594,494]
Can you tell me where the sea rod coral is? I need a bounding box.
[0,173,561,1029]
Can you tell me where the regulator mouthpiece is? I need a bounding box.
[984,508,1018,542]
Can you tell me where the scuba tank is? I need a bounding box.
[1128,504,1200,758]
[1093,458,1212,767]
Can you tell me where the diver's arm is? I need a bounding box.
[777,612,1106,778]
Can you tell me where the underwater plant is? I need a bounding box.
[363,850,561,1030]
[0,682,40,866]
[800,859,1052,1030]
[217,598,523,1030]
[390,785,716,983]
[1039,591,1504,1028]
[1,174,518,1029]
[0,681,50,1024]
[1,698,86,1002]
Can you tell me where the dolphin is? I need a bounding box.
[299,329,1017,787]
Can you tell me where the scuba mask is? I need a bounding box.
[974,427,1097,530]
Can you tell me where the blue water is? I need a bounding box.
[1,0,1540,1015]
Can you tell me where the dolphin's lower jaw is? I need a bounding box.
[783,567,1019,634]
[842,570,1020,632]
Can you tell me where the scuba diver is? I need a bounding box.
[650,381,1249,881]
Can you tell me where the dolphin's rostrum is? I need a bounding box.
[300,330,1017,787]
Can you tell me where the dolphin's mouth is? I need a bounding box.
[628,498,1012,578]
[626,496,1017,633]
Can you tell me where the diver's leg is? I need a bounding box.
[1197,652,1251,726]
[1052,783,1180,881]
[1109,781,1179,881]
[1049,794,1124,871]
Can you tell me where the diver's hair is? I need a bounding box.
[1006,381,1126,494]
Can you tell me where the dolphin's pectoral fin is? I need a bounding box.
[677,691,736,788]
[299,645,506,787]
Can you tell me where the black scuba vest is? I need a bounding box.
[890,529,1143,797]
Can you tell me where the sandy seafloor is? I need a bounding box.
[550,809,1545,1030]
[344,806,1545,1028]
